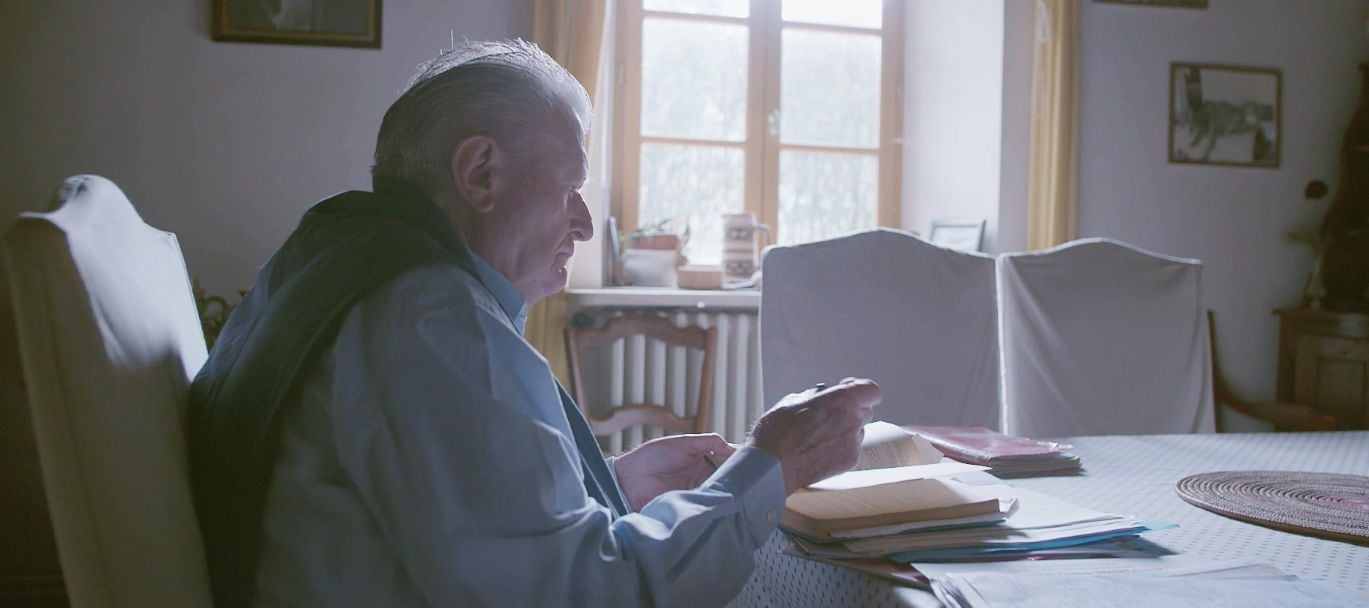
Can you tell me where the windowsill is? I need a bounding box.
[565,287,761,309]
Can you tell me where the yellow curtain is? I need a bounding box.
[526,0,609,383]
[1026,0,1080,250]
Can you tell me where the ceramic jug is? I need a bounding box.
[721,212,770,283]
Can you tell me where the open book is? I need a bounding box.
[782,422,1004,540]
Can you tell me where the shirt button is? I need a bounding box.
[765,511,776,523]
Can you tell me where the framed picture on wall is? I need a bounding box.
[1095,0,1207,8]
[1169,62,1281,168]
[212,0,382,48]
[929,219,987,253]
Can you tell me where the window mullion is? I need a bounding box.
[755,0,782,241]
[615,0,645,234]
[878,0,905,229]
[742,0,767,228]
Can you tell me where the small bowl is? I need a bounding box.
[676,265,724,290]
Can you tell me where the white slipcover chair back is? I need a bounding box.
[761,229,1001,428]
[998,238,1215,437]
[4,175,214,607]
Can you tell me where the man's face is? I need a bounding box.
[487,113,594,303]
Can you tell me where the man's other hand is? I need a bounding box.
[749,378,881,495]
[613,434,736,512]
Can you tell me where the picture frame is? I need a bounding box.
[1095,0,1207,8]
[212,0,382,49]
[1169,62,1281,168]
[929,219,986,253]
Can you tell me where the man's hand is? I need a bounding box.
[749,378,881,495]
[613,434,736,512]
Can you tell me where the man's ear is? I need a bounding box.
[450,135,501,213]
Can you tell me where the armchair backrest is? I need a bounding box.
[3,175,214,607]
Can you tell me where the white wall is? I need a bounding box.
[0,0,532,298]
[902,0,1006,251]
[0,0,531,579]
[1077,0,1369,427]
[996,0,1033,255]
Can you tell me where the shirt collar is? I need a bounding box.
[468,252,529,332]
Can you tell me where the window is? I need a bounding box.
[612,0,904,265]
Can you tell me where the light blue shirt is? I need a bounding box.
[253,254,786,607]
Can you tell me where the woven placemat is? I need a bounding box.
[1175,470,1369,545]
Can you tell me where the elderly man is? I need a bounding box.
[188,40,879,607]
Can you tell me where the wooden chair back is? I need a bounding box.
[564,313,717,438]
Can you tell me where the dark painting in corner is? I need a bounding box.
[213,0,382,48]
[1169,62,1281,168]
[1095,0,1207,8]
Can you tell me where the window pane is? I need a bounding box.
[783,0,881,29]
[778,151,877,245]
[639,143,745,265]
[645,0,748,18]
[642,18,748,141]
[780,29,881,148]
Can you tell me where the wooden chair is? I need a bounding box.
[564,312,717,439]
[1208,310,1338,432]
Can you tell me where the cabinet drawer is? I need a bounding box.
[1293,335,1369,428]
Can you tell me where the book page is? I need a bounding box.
[787,478,994,520]
[854,421,943,470]
[807,462,987,491]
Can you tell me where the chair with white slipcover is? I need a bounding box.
[3,175,214,607]
[998,238,1215,437]
[760,228,1001,428]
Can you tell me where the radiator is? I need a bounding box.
[571,308,764,454]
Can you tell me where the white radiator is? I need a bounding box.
[571,309,764,454]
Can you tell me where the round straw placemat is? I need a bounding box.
[1175,471,1369,545]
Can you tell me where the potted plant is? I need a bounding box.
[625,217,688,251]
[620,217,689,287]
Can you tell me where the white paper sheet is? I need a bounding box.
[914,556,1283,582]
[807,462,988,491]
[938,572,1369,608]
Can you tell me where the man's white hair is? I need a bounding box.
[372,39,590,201]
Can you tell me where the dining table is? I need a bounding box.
[728,431,1369,607]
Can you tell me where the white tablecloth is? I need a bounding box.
[730,431,1369,607]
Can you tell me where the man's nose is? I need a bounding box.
[570,192,594,242]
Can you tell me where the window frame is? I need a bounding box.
[611,0,904,251]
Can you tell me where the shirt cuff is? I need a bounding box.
[604,455,625,504]
[703,446,786,547]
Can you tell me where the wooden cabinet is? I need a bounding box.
[1276,308,1369,428]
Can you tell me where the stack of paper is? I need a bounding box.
[906,426,1081,477]
[781,422,1009,541]
[792,484,1164,563]
[781,422,1165,586]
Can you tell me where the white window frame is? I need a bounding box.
[610,0,905,246]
